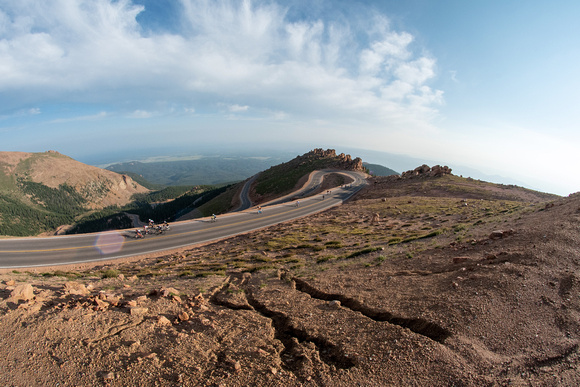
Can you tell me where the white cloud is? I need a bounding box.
[360,31,413,75]
[394,57,436,85]
[450,70,459,83]
[0,0,443,132]
[0,106,41,120]
[50,111,107,124]
[228,104,249,112]
[128,110,153,119]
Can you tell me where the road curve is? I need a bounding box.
[232,173,258,212]
[0,170,367,269]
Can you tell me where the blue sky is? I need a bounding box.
[1,0,579,195]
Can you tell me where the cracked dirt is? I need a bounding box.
[1,174,579,386]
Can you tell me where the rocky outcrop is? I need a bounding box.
[400,164,452,179]
[307,148,364,171]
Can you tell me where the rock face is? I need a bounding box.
[400,164,452,179]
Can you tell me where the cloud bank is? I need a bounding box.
[0,0,442,128]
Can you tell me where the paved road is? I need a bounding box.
[232,174,258,212]
[0,170,367,269]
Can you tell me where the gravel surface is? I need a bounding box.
[1,175,578,386]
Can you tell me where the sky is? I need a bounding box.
[1,0,579,195]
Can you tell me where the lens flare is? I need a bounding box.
[94,232,125,255]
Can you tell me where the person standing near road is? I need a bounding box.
[257,206,262,214]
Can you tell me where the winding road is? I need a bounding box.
[0,170,367,269]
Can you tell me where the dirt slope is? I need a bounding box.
[1,174,578,386]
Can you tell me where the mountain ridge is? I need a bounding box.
[0,151,149,235]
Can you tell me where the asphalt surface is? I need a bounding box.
[232,174,258,212]
[0,170,367,269]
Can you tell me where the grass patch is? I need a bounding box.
[101,269,120,278]
[252,255,273,262]
[247,265,276,273]
[387,237,403,245]
[376,255,387,263]
[401,229,444,243]
[195,271,226,277]
[316,255,335,264]
[324,240,343,249]
[40,270,81,279]
[344,246,383,259]
[137,269,162,277]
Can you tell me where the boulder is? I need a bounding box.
[63,281,90,296]
[400,164,452,179]
[489,230,515,240]
[157,315,172,326]
[94,298,109,309]
[328,300,341,309]
[130,307,149,316]
[9,284,34,301]
[160,287,180,297]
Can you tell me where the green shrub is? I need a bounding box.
[101,269,120,278]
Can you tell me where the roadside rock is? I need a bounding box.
[64,281,90,296]
[328,300,341,309]
[489,229,514,240]
[130,307,148,316]
[94,298,109,309]
[8,284,35,302]
[160,287,180,297]
[157,316,172,326]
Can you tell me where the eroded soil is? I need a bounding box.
[1,175,579,386]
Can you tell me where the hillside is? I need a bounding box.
[363,162,398,176]
[250,148,364,204]
[0,151,149,236]
[178,148,366,218]
[2,169,577,386]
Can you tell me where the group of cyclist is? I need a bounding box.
[135,214,220,238]
[135,219,170,238]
